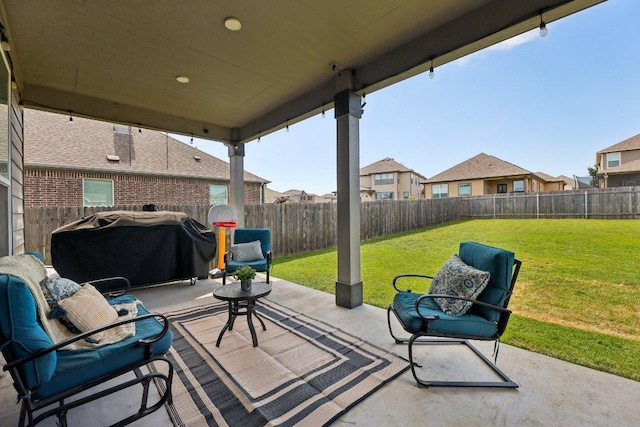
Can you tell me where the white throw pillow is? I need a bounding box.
[58,284,119,342]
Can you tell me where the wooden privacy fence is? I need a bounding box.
[244,198,461,257]
[24,187,640,263]
[459,188,640,219]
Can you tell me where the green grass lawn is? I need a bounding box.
[273,219,640,381]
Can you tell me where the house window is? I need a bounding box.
[513,180,525,192]
[458,183,471,196]
[403,191,409,199]
[497,184,507,194]
[432,184,448,199]
[210,184,227,205]
[83,178,114,207]
[607,152,620,168]
[623,181,636,187]
[374,173,394,185]
[375,192,394,200]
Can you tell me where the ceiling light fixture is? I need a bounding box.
[1,36,10,51]
[176,76,190,83]
[539,13,548,37]
[224,17,242,31]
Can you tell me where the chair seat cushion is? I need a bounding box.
[391,292,498,339]
[34,295,173,400]
[226,259,269,273]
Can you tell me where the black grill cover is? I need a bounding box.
[51,210,216,287]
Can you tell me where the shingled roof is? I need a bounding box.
[24,109,268,183]
[424,153,531,183]
[360,157,426,179]
[597,133,640,154]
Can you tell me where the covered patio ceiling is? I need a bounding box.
[1,0,603,145]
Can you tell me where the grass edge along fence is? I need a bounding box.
[25,187,640,263]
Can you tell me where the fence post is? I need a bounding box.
[536,193,540,219]
[493,195,496,219]
[584,191,588,219]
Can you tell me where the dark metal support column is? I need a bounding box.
[334,89,362,308]
[227,141,245,228]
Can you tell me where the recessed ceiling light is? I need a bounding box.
[176,76,190,83]
[224,17,242,31]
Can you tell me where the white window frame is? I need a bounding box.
[0,49,10,256]
[374,173,394,185]
[513,180,525,192]
[607,152,621,168]
[375,191,394,200]
[432,183,448,199]
[209,184,228,205]
[458,183,471,196]
[83,178,114,207]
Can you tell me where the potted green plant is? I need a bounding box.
[232,265,256,291]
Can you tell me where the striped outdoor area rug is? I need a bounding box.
[156,300,408,426]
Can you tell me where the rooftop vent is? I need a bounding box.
[193,155,201,161]
[113,124,130,135]
[106,155,120,162]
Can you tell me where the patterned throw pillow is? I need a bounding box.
[40,277,81,309]
[231,240,264,262]
[58,284,119,342]
[40,277,83,332]
[428,255,491,316]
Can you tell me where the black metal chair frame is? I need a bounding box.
[222,251,272,285]
[388,259,522,388]
[1,278,174,427]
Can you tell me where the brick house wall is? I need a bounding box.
[24,168,263,207]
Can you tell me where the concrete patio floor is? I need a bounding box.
[1,274,638,426]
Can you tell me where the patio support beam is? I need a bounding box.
[334,88,363,308]
[227,140,245,228]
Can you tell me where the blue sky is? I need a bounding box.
[175,0,640,196]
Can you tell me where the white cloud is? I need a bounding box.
[455,29,538,67]
[486,30,538,52]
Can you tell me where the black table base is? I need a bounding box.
[213,282,272,347]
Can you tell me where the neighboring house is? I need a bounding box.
[533,172,570,191]
[556,175,577,190]
[264,187,290,203]
[317,193,337,203]
[422,153,564,199]
[266,188,336,204]
[283,189,316,203]
[359,157,426,201]
[595,133,640,188]
[24,109,269,208]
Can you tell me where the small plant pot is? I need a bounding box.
[240,279,252,291]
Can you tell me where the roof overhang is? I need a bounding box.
[0,0,605,145]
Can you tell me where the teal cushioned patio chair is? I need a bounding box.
[0,253,174,426]
[223,228,272,285]
[387,241,522,388]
